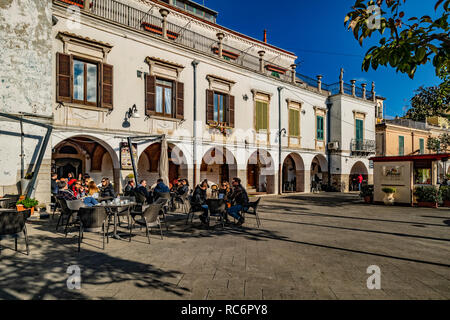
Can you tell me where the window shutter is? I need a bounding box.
[176,81,184,119]
[145,74,156,116]
[262,102,268,130]
[206,89,214,123]
[101,63,113,109]
[228,94,235,127]
[56,53,72,103]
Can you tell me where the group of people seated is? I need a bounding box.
[191,177,248,226]
[122,178,188,204]
[51,172,116,207]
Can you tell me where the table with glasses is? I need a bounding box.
[101,201,136,240]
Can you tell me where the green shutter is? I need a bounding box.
[317,116,324,141]
[356,119,364,141]
[419,138,424,154]
[289,109,299,137]
[256,101,268,131]
[399,136,404,155]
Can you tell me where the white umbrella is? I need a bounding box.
[159,136,169,186]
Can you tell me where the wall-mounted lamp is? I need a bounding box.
[243,94,249,101]
[301,109,306,115]
[126,104,141,119]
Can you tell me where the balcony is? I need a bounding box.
[351,139,376,154]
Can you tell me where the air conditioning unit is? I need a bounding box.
[327,141,340,150]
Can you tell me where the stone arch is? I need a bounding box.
[52,134,120,192]
[200,146,238,186]
[246,149,276,194]
[349,161,369,191]
[282,153,305,192]
[310,154,328,186]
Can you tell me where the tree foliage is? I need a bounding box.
[405,81,450,121]
[345,0,450,79]
[427,133,450,153]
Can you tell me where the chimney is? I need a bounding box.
[264,29,267,43]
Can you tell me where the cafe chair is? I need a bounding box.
[64,199,85,237]
[77,207,109,252]
[242,198,262,228]
[0,209,31,255]
[154,198,169,231]
[130,203,164,244]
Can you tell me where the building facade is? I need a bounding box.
[1,0,381,204]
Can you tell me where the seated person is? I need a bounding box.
[57,181,78,201]
[153,178,170,201]
[136,180,153,204]
[87,181,100,199]
[177,179,189,196]
[123,180,136,196]
[71,180,86,198]
[191,181,209,224]
[51,173,59,195]
[218,181,232,201]
[226,177,248,226]
[100,177,115,198]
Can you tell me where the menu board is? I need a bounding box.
[120,142,138,170]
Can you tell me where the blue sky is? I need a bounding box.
[201,0,442,118]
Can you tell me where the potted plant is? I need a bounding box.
[414,186,441,208]
[441,186,450,207]
[20,172,33,195]
[360,184,374,204]
[16,197,39,215]
[381,187,396,205]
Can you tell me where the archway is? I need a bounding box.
[310,154,328,190]
[138,142,188,187]
[247,149,275,194]
[282,153,305,193]
[349,161,368,191]
[52,135,120,192]
[200,147,237,186]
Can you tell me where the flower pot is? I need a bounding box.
[16,205,34,215]
[444,200,450,207]
[417,201,438,208]
[383,193,395,205]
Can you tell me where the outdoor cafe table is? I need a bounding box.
[102,202,136,240]
[205,198,227,223]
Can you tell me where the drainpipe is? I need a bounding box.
[277,86,284,195]
[192,60,200,187]
[0,112,53,199]
[326,100,333,189]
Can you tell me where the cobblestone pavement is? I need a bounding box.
[0,193,449,300]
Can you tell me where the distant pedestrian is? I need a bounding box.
[357,174,363,192]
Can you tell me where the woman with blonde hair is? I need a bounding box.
[87,181,100,199]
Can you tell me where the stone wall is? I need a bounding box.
[0,0,53,204]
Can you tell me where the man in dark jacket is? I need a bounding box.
[100,177,115,198]
[226,177,248,226]
[191,181,209,224]
[136,180,153,204]
[123,180,136,196]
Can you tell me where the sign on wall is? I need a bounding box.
[120,142,138,170]
[382,165,403,181]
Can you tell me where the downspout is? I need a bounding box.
[0,112,53,198]
[326,100,333,189]
[277,87,284,195]
[192,60,200,187]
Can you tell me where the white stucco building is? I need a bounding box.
[0,0,383,204]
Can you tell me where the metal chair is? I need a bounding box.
[154,198,169,231]
[64,199,85,237]
[0,209,31,255]
[77,206,109,252]
[243,198,262,228]
[130,203,164,244]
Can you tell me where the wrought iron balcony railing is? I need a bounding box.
[351,139,376,153]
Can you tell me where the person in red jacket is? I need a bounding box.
[357,174,363,192]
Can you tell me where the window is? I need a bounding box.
[73,59,98,105]
[155,78,173,116]
[255,100,268,131]
[355,119,364,141]
[289,108,300,137]
[419,138,425,154]
[399,136,404,156]
[214,92,226,122]
[56,53,113,109]
[186,3,195,13]
[316,115,324,141]
[174,0,185,9]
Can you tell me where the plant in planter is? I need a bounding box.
[414,186,441,208]
[381,187,396,205]
[360,185,374,204]
[441,186,450,207]
[16,197,39,215]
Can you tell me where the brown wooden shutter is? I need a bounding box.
[56,53,72,103]
[101,63,113,109]
[206,89,214,123]
[228,95,235,127]
[145,74,156,116]
[176,81,184,119]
